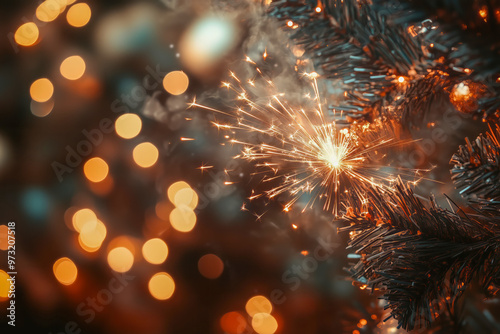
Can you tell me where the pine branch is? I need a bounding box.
[269,0,500,123]
[339,182,500,331]
[450,123,500,208]
[373,0,500,119]
[268,0,431,119]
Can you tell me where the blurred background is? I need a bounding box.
[0,0,497,333]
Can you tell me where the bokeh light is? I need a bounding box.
[60,55,86,80]
[155,200,172,221]
[30,78,54,103]
[252,313,278,334]
[220,311,247,334]
[142,238,168,265]
[162,71,189,95]
[0,270,10,298]
[167,181,191,203]
[66,3,92,27]
[0,225,10,251]
[198,254,224,279]
[14,22,39,46]
[107,247,134,272]
[36,0,63,22]
[173,187,198,209]
[72,208,97,232]
[133,142,159,168]
[83,157,109,182]
[78,219,107,251]
[169,205,196,232]
[148,272,175,300]
[179,17,238,75]
[53,257,78,285]
[30,99,54,117]
[115,113,142,139]
[107,236,136,256]
[245,295,273,317]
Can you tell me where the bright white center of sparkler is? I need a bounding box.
[327,152,341,168]
[322,145,347,170]
[454,82,470,97]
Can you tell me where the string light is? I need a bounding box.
[36,0,62,22]
[107,247,134,272]
[0,270,11,300]
[60,55,86,80]
[169,205,196,232]
[246,296,273,317]
[220,312,247,334]
[198,254,224,279]
[251,313,278,334]
[167,181,191,203]
[53,257,78,285]
[83,157,109,182]
[14,23,39,46]
[148,272,175,300]
[142,238,169,265]
[0,225,9,251]
[163,71,189,95]
[30,78,54,103]
[133,142,159,168]
[115,113,142,139]
[66,3,92,27]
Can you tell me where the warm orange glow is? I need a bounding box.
[287,21,293,27]
[167,181,191,203]
[133,142,159,168]
[453,82,471,98]
[398,76,405,83]
[252,313,278,334]
[30,99,54,117]
[148,272,175,300]
[0,270,10,298]
[0,225,9,251]
[60,55,86,80]
[198,254,224,279]
[107,236,136,256]
[88,174,114,195]
[246,296,273,317]
[53,257,78,285]
[155,201,172,221]
[107,247,134,272]
[142,238,169,265]
[169,205,196,232]
[72,208,97,232]
[84,157,109,182]
[78,238,100,253]
[15,22,39,46]
[115,113,142,139]
[36,0,62,22]
[163,71,189,95]
[359,319,367,326]
[79,219,107,251]
[30,78,54,103]
[220,311,247,334]
[66,3,92,27]
[315,6,322,13]
[479,8,488,19]
[173,187,198,209]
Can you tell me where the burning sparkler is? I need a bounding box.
[191,58,425,216]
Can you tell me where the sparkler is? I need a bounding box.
[191,58,425,216]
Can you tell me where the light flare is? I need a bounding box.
[191,58,426,216]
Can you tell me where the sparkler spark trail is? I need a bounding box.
[191,59,425,216]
